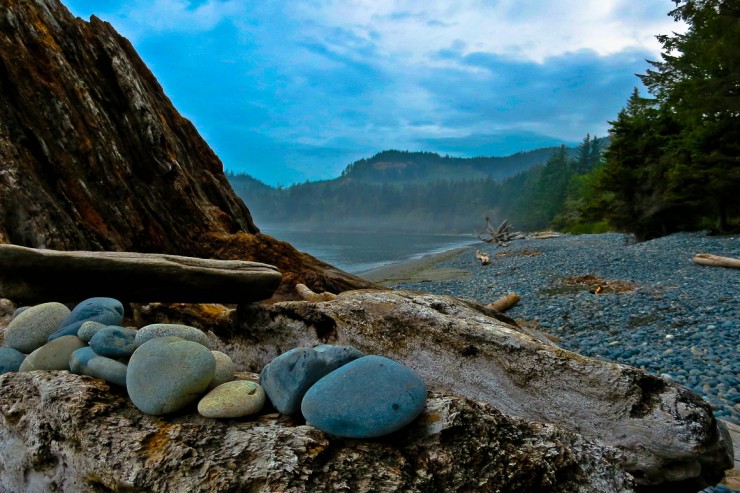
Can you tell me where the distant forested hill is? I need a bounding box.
[337,147,577,184]
[227,138,608,234]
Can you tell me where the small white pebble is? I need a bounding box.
[665,334,674,340]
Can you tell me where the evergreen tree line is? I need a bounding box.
[568,0,740,239]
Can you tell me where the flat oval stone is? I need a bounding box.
[78,321,107,342]
[4,302,71,353]
[69,346,128,387]
[19,336,87,372]
[208,350,236,389]
[197,380,266,418]
[90,326,137,358]
[127,336,215,415]
[135,324,209,348]
[301,355,427,438]
[259,345,363,415]
[0,347,26,374]
[49,297,124,341]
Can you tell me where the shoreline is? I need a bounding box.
[358,246,473,285]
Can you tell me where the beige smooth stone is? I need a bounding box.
[198,380,265,418]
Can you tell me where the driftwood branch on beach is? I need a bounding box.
[475,250,490,265]
[476,217,524,247]
[693,253,740,269]
[487,292,521,312]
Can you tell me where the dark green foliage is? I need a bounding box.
[576,0,740,238]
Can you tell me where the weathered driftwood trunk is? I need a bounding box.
[193,290,732,492]
[693,253,740,269]
[487,291,521,312]
[0,372,635,493]
[0,245,282,303]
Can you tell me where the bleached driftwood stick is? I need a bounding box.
[487,292,520,312]
[296,283,338,302]
[475,250,491,266]
[692,253,740,269]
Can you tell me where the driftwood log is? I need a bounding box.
[487,292,521,312]
[475,249,490,265]
[693,253,740,269]
[0,244,282,303]
[295,283,338,302]
[476,217,524,247]
[200,290,733,492]
[0,372,635,493]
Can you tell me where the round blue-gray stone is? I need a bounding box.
[4,302,71,353]
[49,297,124,341]
[0,347,26,374]
[127,336,215,415]
[78,321,107,342]
[135,324,209,348]
[90,326,138,358]
[69,347,128,387]
[301,355,427,438]
[259,345,363,415]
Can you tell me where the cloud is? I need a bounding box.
[61,0,685,186]
[66,0,250,39]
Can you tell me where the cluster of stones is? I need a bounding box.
[259,346,428,438]
[0,298,428,438]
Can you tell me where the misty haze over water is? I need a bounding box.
[263,228,476,274]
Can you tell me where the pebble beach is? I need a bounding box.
[366,232,739,425]
[366,231,740,491]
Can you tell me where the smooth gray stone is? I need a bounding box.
[3,302,71,353]
[135,324,209,348]
[302,355,427,438]
[208,351,236,389]
[19,336,86,372]
[0,347,25,374]
[69,347,127,387]
[0,244,282,303]
[49,297,124,341]
[127,336,215,415]
[259,345,363,415]
[89,326,138,358]
[77,321,107,343]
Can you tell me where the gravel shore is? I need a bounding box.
[371,232,739,427]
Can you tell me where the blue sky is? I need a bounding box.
[63,1,683,186]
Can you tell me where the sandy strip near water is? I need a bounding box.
[358,247,473,286]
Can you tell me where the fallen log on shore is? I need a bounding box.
[693,253,740,269]
[487,292,521,312]
[0,244,282,303]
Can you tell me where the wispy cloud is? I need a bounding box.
[62,0,685,186]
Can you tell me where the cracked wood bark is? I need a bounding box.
[0,244,282,303]
[0,372,634,493]
[189,290,733,492]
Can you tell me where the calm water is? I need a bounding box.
[261,228,476,274]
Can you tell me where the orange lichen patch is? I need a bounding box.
[419,411,442,425]
[75,200,111,236]
[307,443,327,457]
[32,19,61,51]
[78,137,93,154]
[140,423,180,465]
